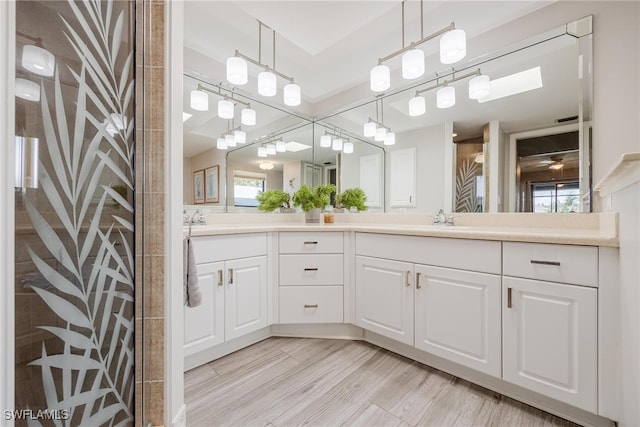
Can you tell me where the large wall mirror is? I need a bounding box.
[183,9,593,213]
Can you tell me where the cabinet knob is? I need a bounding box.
[228,268,234,284]
[406,271,411,287]
[304,304,318,308]
[304,267,318,272]
[218,270,223,287]
[507,287,513,308]
[303,241,318,245]
[530,260,561,266]
[416,272,422,289]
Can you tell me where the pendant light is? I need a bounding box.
[440,29,467,64]
[320,134,332,148]
[217,138,227,150]
[276,140,287,152]
[437,86,456,108]
[190,90,208,111]
[225,134,237,147]
[258,71,277,97]
[21,45,55,77]
[384,132,396,146]
[283,83,301,106]
[226,56,248,85]
[266,143,276,155]
[468,74,490,99]
[258,146,268,157]
[218,99,234,119]
[241,108,256,126]
[15,78,40,101]
[363,122,377,138]
[234,130,246,144]
[370,65,390,92]
[332,138,343,151]
[408,95,426,116]
[374,127,387,142]
[402,49,425,80]
[343,142,354,154]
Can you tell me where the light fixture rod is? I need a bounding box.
[258,21,262,63]
[378,22,455,64]
[402,1,405,49]
[420,0,424,39]
[273,29,276,70]
[197,84,251,107]
[415,69,481,95]
[234,50,294,83]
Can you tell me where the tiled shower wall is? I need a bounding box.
[136,0,166,425]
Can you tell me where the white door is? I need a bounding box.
[503,277,597,412]
[355,256,414,345]
[184,261,225,356]
[225,256,268,340]
[389,147,416,207]
[414,265,501,377]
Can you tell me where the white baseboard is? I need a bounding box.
[270,323,364,340]
[171,404,186,427]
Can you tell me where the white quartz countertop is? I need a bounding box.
[186,212,619,247]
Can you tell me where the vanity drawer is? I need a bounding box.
[191,233,267,264]
[503,242,598,287]
[279,286,343,324]
[279,254,343,286]
[279,232,343,254]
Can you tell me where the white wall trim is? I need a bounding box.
[0,1,16,422]
[165,0,185,424]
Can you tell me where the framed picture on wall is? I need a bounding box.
[193,169,205,204]
[205,165,219,203]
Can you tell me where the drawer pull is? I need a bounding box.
[530,260,561,266]
[303,241,318,245]
[416,272,422,289]
[507,287,512,308]
[304,304,319,308]
[228,268,233,284]
[304,268,319,272]
[218,270,223,287]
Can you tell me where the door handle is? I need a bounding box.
[228,268,233,284]
[405,271,411,287]
[507,287,512,308]
[218,270,223,287]
[416,272,421,289]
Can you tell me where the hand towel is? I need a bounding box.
[184,237,202,307]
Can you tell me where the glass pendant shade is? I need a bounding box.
[320,135,332,148]
[234,130,246,144]
[225,134,236,147]
[258,146,268,157]
[276,140,287,152]
[408,96,426,116]
[218,99,234,119]
[363,122,377,138]
[402,49,425,80]
[226,56,248,85]
[469,74,490,99]
[217,138,227,150]
[343,142,354,154]
[384,132,396,146]
[374,127,387,142]
[241,108,256,126]
[440,29,466,64]
[437,86,456,109]
[283,83,301,106]
[370,65,390,92]
[22,45,55,77]
[190,90,208,111]
[258,71,277,97]
[15,78,40,101]
[332,138,343,151]
[266,143,276,155]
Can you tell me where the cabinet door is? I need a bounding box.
[184,261,225,356]
[389,147,416,207]
[415,265,501,377]
[355,256,414,345]
[503,277,597,412]
[225,256,268,341]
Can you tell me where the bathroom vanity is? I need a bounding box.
[183,212,619,427]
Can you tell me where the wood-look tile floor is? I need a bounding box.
[184,337,580,427]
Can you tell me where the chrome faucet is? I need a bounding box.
[432,209,454,226]
[185,209,206,226]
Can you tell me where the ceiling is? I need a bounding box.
[182,1,581,159]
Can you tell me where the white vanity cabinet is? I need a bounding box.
[502,242,598,412]
[184,233,268,359]
[278,232,344,324]
[355,233,502,376]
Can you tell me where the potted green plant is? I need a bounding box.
[335,187,367,212]
[256,189,295,213]
[292,184,335,223]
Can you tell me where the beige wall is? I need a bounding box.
[187,147,226,206]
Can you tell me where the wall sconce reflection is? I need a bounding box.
[15,136,39,190]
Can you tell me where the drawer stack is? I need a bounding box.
[278,232,344,323]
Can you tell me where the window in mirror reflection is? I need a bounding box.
[531,182,580,213]
[234,171,266,207]
[454,137,486,213]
